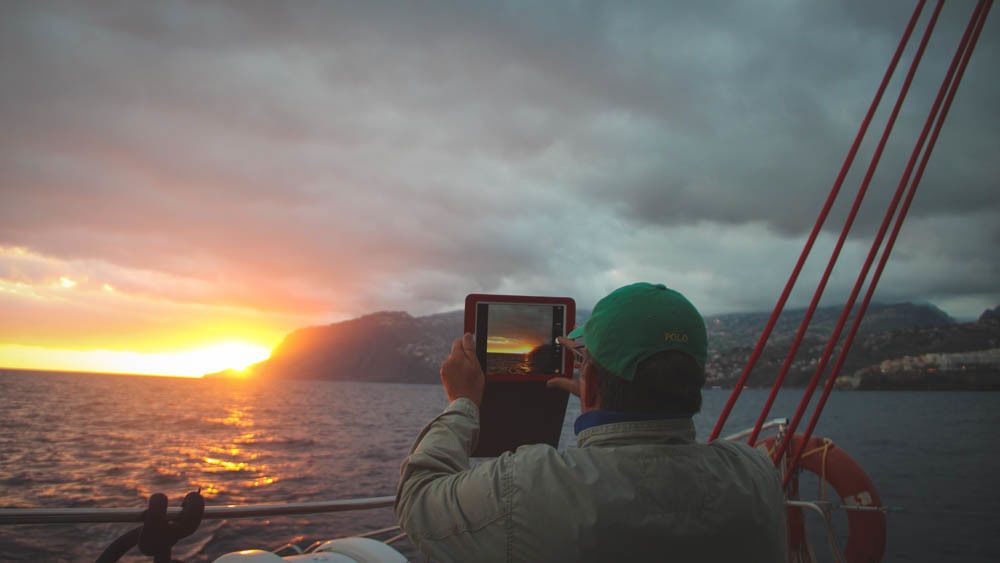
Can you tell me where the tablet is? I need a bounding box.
[464,294,576,456]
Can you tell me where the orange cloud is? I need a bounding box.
[0,246,312,375]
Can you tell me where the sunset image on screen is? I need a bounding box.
[484,304,562,376]
[486,335,544,355]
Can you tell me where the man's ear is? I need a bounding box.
[580,363,601,412]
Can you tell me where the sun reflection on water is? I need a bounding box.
[2,374,420,561]
[174,405,282,499]
[205,407,255,428]
[201,457,254,473]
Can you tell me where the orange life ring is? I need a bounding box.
[761,434,886,563]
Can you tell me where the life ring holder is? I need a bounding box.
[761,434,886,563]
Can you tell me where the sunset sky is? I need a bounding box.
[486,303,555,354]
[1,2,997,376]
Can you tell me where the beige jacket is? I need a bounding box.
[396,398,787,562]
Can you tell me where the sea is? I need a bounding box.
[1,370,998,562]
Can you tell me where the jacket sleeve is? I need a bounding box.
[395,398,512,562]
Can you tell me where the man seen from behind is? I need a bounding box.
[396,282,787,562]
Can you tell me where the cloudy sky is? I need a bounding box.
[1,1,997,374]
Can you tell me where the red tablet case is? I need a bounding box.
[464,294,576,456]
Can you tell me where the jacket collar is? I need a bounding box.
[576,413,696,448]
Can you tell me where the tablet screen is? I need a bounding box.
[475,302,566,376]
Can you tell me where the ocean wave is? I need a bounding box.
[0,473,34,488]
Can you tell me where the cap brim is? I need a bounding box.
[567,324,585,339]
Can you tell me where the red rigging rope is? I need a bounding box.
[706,0,929,443]
[781,0,993,485]
[742,0,947,447]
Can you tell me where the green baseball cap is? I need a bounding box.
[568,282,707,380]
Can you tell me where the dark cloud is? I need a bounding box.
[0,0,996,340]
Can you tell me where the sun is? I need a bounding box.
[0,339,274,378]
[193,341,272,373]
[99,340,273,377]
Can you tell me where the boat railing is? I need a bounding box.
[722,417,788,442]
[0,496,396,526]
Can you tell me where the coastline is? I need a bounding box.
[5,367,999,391]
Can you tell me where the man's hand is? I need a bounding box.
[545,375,580,397]
[546,336,581,397]
[440,333,485,407]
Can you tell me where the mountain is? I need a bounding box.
[253,310,461,383]
[705,305,1000,389]
[240,302,999,389]
[704,302,954,352]
[980,305,1000,325]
